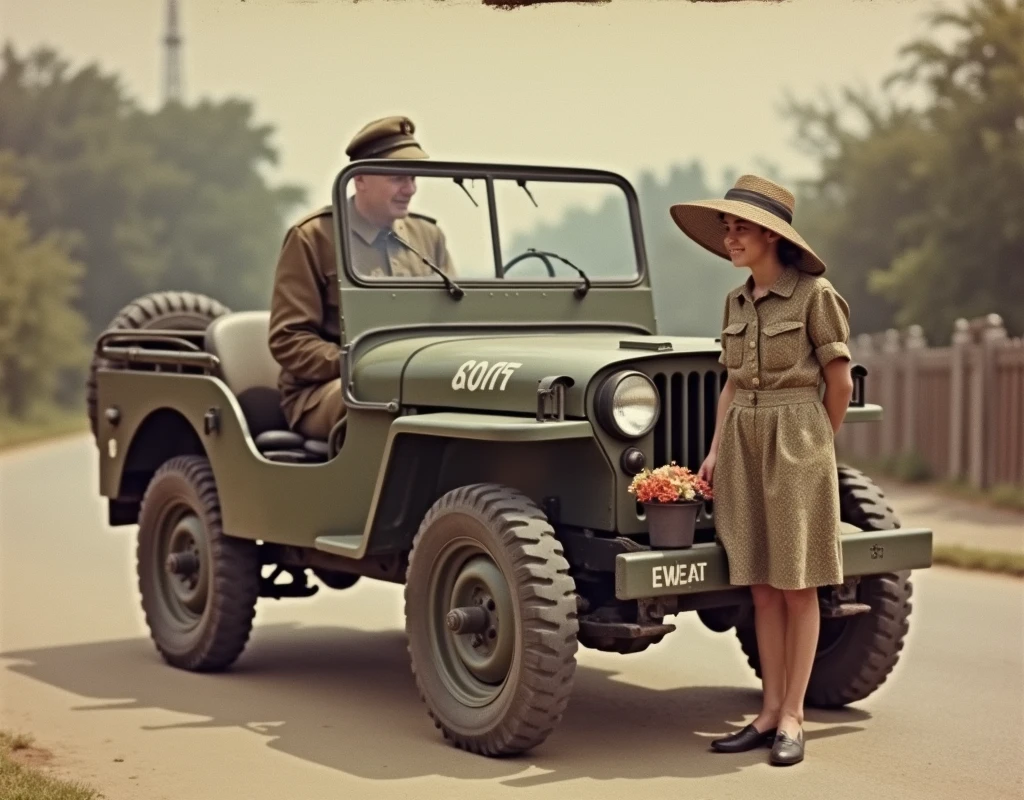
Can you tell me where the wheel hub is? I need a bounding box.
[429,542,516,707]
[160,513,208,617]
[449,556,513,685]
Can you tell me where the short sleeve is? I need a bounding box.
[807,283,851,367]
[718,294,731,366]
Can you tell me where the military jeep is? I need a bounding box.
[88,159,933,757]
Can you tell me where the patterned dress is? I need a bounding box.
[714,266,852,590]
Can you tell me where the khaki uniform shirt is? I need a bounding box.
[718,266,851,392]
[347,200,455,278]
[268,199,453,428]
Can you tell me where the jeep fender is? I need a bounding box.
[327,412,616,559]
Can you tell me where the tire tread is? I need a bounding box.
[404,482,578,757]
[137,455,259,672]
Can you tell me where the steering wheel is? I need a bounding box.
[500,249,556,278]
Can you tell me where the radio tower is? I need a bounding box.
[162,0,183,104]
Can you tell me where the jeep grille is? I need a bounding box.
[649,368,728,471]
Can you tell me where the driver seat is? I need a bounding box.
[203,311,329,463]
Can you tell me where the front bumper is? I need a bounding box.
[614,528,933,600]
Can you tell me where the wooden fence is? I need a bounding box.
[836,314,1024,489]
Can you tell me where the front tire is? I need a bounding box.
[137,455,261,671]
[404,484,579,757]
[734,465,914,707]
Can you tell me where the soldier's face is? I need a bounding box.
[356,175,417,223]
[721,213,776,268]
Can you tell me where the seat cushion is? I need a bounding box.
[204,311,288,436]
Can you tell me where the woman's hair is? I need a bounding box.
[775,236,803,267]
[717,212,804,267]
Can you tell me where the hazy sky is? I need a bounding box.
[2,0,966,209]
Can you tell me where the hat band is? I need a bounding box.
[351,133,417,160]
[724,188,793,224]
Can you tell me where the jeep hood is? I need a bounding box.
[352,332,723,417]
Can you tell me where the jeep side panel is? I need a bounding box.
[96,369,393,548]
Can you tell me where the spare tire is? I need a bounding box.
[87,291,231,440]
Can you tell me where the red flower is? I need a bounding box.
[627,461,713,503]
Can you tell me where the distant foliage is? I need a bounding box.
[0,43,306,339]
[0,151,89,418]
[782,0,1024,340]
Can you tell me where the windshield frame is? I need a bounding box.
[331,159,650,291]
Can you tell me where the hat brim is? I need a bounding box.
[381,144,429,159]
[668,199,826,275]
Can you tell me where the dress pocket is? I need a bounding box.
[721,322,748,368]
[761,319,805,370]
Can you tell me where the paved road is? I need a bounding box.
[2,436,1022,800]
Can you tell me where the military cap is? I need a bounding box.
[345,116,428,161]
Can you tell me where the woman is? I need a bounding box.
[669,175,854,767]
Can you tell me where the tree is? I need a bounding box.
[782,0,1024,340]
[0,44,306,337]
[869,0,1024,338]
[0,150,89,418]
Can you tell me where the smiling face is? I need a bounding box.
[353,174,417,227]
[720,213,780,268]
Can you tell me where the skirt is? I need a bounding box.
[714,386,844,590]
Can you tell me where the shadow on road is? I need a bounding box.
[1,624,870,786]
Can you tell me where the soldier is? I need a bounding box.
[268,116,454,441]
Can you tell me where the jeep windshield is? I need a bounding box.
[334,161,645,291]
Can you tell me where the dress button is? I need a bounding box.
[749,392,756,403]
[748,341,755,349]
[752,377,760,387]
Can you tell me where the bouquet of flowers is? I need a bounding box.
[627,462,713,505]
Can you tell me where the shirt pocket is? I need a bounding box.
[721,322,748,368]
[761,319,806,370]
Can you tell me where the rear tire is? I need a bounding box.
[137,455,260,671]
[87,291,230,439]
[734,465,914,707]
[404,483,579,757]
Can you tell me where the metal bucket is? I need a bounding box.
[644,501,700,549]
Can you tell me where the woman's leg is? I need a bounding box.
[779,587,820,735]
[749,583,787,732]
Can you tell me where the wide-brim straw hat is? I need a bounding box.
[669,174,826,275]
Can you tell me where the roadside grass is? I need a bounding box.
[0,731,99,800]
[837,451,1023,578]
[933,544,1024,578]
[838,451,1024,514]
[0,409,88,454]
[939,479,1024,513]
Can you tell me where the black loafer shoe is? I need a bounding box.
[770,729,805,765]
[710,724,778,753]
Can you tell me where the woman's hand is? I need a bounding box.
[698,376,733,488]
[822,358,854,434]
[698,449,717,487]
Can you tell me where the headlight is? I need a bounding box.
[595,371,660,439]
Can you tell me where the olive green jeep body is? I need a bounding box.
[88,160,933,757]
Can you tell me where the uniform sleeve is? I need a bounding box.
[268,226,342,382]
[807,283,851,367]
[718,294,730,366]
